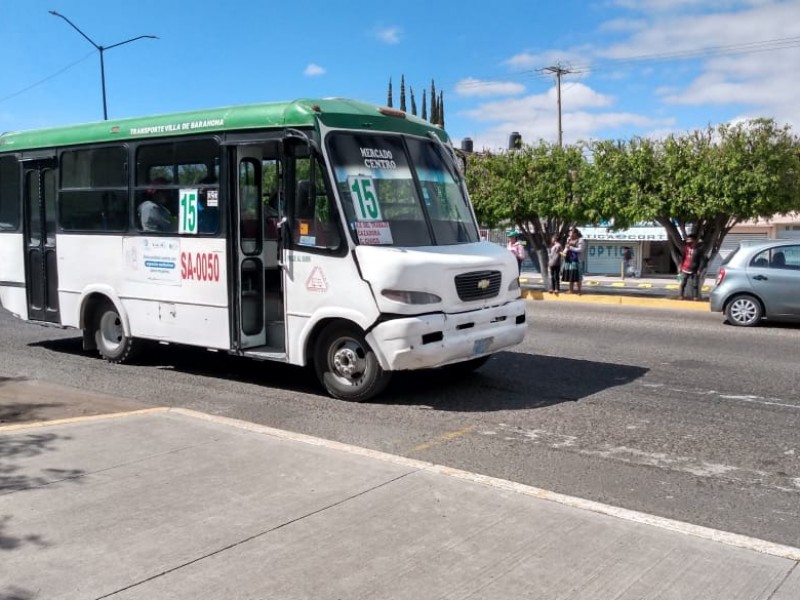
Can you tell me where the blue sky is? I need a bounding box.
[2,0,800,151]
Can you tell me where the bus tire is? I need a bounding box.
[313,323,390,401]
[94,301,139,363]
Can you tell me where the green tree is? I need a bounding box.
[587,119,800,273]
[430,80,438,125]
[410,86,417,116]
[421,89,427,121]
[386,77,393,108]
[400,75,407,112]
[467,141,590,283]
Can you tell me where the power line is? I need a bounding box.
[453,35,800,93]
[538,36,800,77]
[0,50,95,105]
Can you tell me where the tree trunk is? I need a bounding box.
[535,248,549,287]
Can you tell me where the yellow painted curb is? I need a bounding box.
[0,407,170,432]
[522,290,710,310]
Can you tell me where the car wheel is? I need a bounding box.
[724,294,763,327]
[314,323,391,401]
[94,301,139,363]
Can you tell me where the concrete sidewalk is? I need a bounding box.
[2,401,798,599]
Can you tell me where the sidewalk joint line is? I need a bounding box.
[766,561,799,600]
[93,469,420,599]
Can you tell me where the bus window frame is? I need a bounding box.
[132,135,223,237]
[283,136,347,258]
[0,154,22,233]
[57,144,130,234]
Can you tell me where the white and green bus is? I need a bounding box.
[0,98,526,400]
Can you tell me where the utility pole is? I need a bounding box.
[542,65,572,147]
[49,11,158,120]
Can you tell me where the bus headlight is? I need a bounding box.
[381,289,442,304]
[508,277,520,291]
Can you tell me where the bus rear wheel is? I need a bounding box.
[94,302,139,363]
[314,323,390,401]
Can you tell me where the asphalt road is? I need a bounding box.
[1,301,798,548]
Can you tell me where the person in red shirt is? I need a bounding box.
[679,233,704,300]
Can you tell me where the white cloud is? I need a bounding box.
[505,52,541,70]
[304,64,325,77]
[374,26,402,45]
[611,0,762,12]
[461,83,669,150]
[455,78,525,97]
[505,50,592,73]
[456,1,800,149]
[466,83,612,118]
[465,107,672,152]
[598,2,800,62]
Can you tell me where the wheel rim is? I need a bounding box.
[729,298,759,325]
[99,311,124,352]
[327,336,367,387]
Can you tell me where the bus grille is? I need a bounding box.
[455,270,502,301]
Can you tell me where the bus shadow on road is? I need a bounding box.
[30,339,647,409]
[29,337,322,396]
[383,351,649,411]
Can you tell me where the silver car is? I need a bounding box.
[710,240,800,326]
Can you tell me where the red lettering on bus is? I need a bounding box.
[180,251,220,282]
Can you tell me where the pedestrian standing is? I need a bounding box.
[678,233,704,300]
[547,234,562,294]
[507,232,525,274]
[622,246,633,279]
[561,227,586,295]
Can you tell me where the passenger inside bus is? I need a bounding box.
[138,180,174,232]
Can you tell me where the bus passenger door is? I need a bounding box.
[23,159,60,323]
[235,148,267,348]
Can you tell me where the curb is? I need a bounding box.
[521,289,711,310]
[520,276,713,293]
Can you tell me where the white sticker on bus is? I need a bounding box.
[124,237,182,285]
[355,220,393,245]
[306,266,328,292]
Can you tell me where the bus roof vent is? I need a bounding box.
[378,107,406,119]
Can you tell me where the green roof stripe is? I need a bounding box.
[0,98,448,152]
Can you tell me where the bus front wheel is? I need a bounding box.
[314,323,390,401]
[94,302,139,363]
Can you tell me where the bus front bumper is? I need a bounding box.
[366,299,527,372]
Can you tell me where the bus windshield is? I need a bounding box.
[326,132,479,247]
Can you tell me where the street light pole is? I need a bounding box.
[49,10,157,120]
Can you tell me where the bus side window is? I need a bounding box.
[291,157,341,252]
[0,156,21,231]
[59,147,128,233]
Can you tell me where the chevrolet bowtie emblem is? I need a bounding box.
[477,279,491,290]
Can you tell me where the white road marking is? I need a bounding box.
[641,382,800,410]
[482,425,799,495]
